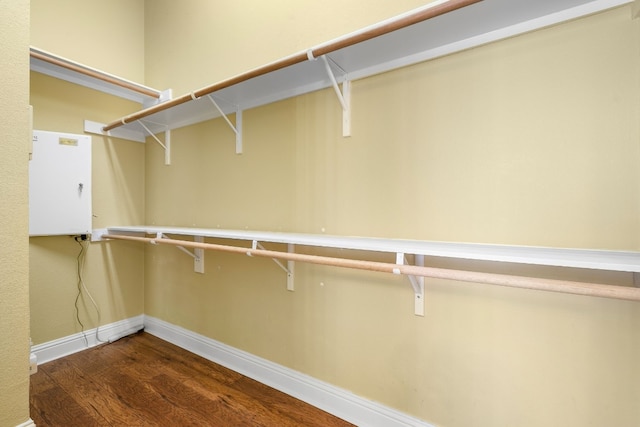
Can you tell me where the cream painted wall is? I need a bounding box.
[29,0,147,345]
[0,0,31,426]
[23,1,640,426]
[144,0,432,94]
[143,3,640,427]
[30,0,145,82]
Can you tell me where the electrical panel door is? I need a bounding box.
[29,130,92,236]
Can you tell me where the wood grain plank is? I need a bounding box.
[233,375,352,427]
[30,332,354,426]
[39,356,150,426]
[93,368,216,426]
[29,382,104,427]
[29,368,56,395]
[112,338,302,426]
[128,332,245,385]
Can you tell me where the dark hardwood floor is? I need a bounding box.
[30,331,354,426]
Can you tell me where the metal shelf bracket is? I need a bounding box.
[397,252,425,316]
[206,95,243,154]
[252,240,295,291]
[320,55,351,137]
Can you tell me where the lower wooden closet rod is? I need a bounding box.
[103,233,640,302]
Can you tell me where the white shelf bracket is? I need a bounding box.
[397,252,425,316]
[252,240,295,291]
[320,55,351,137]
[206,95,243,154]
[287,244,295,291]
[194,236,205,274]
[138,120,171,165]
[154,233,203,273]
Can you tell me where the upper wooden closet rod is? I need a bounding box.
[30,49,161,99]
[102,0,481,132]
[104,233,640,303]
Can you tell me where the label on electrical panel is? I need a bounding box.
[59,137,78,146]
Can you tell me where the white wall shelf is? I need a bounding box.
[30,47,167,106]
[94,226,640,316]
[95,225,640,273]
[30,47,174,143]
[100,0,632,149]
[93,226,640,272]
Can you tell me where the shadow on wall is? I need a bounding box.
[92,134,145,229]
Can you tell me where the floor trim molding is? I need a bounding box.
[31,315,145,365]
[15,419,36,427]
[144,315,434,427]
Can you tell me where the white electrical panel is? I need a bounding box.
[29,130,92,236]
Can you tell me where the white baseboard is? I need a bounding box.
[32,315,145,365]
[144,315,434,427]
[15,419,36,427]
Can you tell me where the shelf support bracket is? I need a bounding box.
[320,55,351,138]
[397,252,425,316]
[252,240,295,291]
[287,244,295,291]
[206,95,243,154]
[194,236,205,273]
[153,233,204,273]
[138,120,171,165]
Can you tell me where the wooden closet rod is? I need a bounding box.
[30,49,161,99]
[102,0,481,132]
[104,233,640,302]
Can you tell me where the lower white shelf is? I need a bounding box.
[94,225,640,315]
[94,225,640,272]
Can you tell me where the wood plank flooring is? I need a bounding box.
[30,332,354,426]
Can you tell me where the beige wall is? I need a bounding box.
[30,0,145,82]
[25,1,640,427]
[29,0,146,344]
[143,3,640,427]
[144,0,431,94]
[0,0,31,426]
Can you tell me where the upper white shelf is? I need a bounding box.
[96,226,640,273]
[30,47,166,106]
[103,0,632,138]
